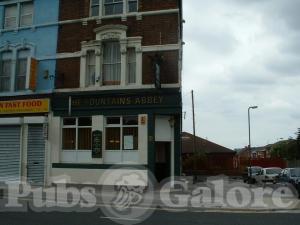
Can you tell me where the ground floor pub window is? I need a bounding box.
[62,117,92,150]
[105,116,138,150]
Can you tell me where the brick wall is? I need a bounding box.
[57,14,179,53]
[55,58,80,89]
[59,0,90,20]
[139,0,178,11]
[56,0,181,89]
[59,0,179,20]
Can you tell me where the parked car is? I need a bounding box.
[277,168,300,198]
[277,168,300,184]
[257,167,282,184]
[242,166,262,184]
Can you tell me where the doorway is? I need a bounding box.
[155,142,171,182]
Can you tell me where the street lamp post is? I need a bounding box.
[248,106,258,182]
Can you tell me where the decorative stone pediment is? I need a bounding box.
[94,25,128,41]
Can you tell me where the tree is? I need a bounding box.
[270,128,300,160]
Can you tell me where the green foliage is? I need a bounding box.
[271,128,300,160]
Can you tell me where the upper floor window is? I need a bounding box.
[103,41,121,85]
[104,0,123,15]
[80,25,142,89]
[128,0,138,12]
[0,51,12,92]
[3,1,33,29]
[91,0,100,17]
[127,48,136,84]
[0,48,31,93]
[20,2,34,27]
[86,51,96,86]
[16,49,29,91]
[90,0,138,17]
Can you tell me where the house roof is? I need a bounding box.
[182,132,235,155]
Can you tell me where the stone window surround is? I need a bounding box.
[0,41,35,92]
[80,24,142,88]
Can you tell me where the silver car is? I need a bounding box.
[257,167,282,184]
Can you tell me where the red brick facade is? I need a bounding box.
[56,0,181,89]
[59,0,179,20]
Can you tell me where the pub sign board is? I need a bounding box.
[92,130,102,158]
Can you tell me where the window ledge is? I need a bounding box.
[0,25,35,34]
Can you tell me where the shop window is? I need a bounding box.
[0,51,12,92]
[62,117,92,150]
[127,48,136,84]
[102,41,121,85]
[86,51,96,86]
[3,1,33,29]
[105,116,138,150]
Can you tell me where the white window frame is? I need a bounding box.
[80,25,142,89]
[4,4,18,29]
[105,116,138,151]
[61,117,92,151]
[2,1,34,30]
[89,0,138,17]
[0,43,34,93]
[19,1,34,27]
[0,51,13,92]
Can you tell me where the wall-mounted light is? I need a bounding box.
[168,117,175,127]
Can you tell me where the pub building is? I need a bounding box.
[49,0,183,185]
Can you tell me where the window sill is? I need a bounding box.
[88,12,138,20]
[0,25,35,34]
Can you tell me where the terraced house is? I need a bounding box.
[0,0,59,185]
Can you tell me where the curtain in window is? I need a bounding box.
[16,49,29,91]
[20,2,33,27]
[127,48,136,84]
[4,4,17,29]
[103,42,121,85]
[0,52,12,92]
[86,51,96,86]
[104,0,123,15]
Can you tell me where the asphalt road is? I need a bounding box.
[1,209,300,225]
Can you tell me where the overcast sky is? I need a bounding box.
[182,0,300,149]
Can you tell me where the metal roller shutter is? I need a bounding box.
[27,125,45,185]
[0,126,21,182]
